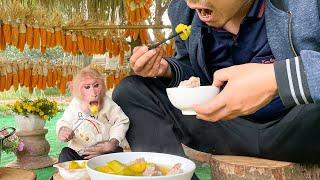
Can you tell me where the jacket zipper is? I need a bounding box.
[288,11,298,57]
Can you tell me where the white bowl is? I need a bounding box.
[166,85,220,115]
[53,160,89,180]
[87,152,196,180]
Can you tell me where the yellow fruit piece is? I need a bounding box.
[90,104,98,115]
[81,161,87,168]
[119,167,137,176]
[159,165,169,175]
[107,160,125,173]
[68,161,81,169]
[96,166,113,173]
[127,161,147,173]
[175,23,192,41]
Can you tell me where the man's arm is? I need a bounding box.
[273,50,318,107]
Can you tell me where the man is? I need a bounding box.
[113,0,320,177]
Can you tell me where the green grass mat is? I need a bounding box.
[1,113,211,180]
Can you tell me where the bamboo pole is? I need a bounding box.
[63,25,172,31]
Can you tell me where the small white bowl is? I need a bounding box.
[87,152,196,180]
[166,85,220,115]
[53,160,89,180]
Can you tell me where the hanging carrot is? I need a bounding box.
[37,63,43,89]
[59,65,67,94]
[72,33,78,55]
[0,65,7,91]
[11,21,19,48]
[140,7,146,19]
[41,46,46,54]
[83,34,89,54]
[61,31,66,50]
[18,23,26,52]
[23,62,31,87]
[26,24,33,49]
[47,66,53,87]
[42,63,48,90]
[99,37,104,54]
[12,62,19,91]
[77,33,84,53]
[33,25,40,49]
[6,63,13,90]
[50,29,56,48]
[55,27,62,46]
[135,8,141,22]
[31,63,39,89]
[0,23,6,51]
[2,22,12,45]
[46,28,53,47]
[40,27,47,47]
[65,32,72,53]
[18,62,24,85]
[67,65,73,81]
[52,68,57,87]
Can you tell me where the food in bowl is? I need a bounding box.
[95,157,182,176]
[178,76,200,88]
[87,152,196,180]
[166,77,219,115]
[53,160,89,180]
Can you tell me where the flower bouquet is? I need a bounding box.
[9,97,59,131]
[0,127,24,163]
[10,97,59,120]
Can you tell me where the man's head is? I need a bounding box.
[186,0,252,28]
[71,66,106,113]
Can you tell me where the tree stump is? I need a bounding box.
[211,155,320,180]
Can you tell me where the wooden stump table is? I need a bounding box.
[210,155,320,180]
[0,167,36,180]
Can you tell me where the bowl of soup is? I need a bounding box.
[86,152,196,180]
[166,85,219,115]
[53,160,89,180]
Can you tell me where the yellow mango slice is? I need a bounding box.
[107,160,126,173]
[81,161,87,168]
[96,166,113,173]
[127,161,147,173]
[68,161,81,169]
[175,23,192,41]
[90,104,98,115]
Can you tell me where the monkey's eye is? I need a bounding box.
[93,83,100,88]
[84,85,91,89]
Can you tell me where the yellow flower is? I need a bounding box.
[43,115,48,120]
[39,111,44,116]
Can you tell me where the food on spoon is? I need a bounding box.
[175,23,192,41]
[89,104,98,115]
[178,76,200,88]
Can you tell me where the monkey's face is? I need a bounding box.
[79,77,103,113]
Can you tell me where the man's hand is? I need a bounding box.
[82,139,119,159]
[58,127,74,142]
[130,46,171,78]
[194,63,278,122]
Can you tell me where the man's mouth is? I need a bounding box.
[197,8,214,23]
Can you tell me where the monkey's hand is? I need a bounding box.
[82,139,119,159]
[58,126,75,142]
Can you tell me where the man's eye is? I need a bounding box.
[84,85,90,89]
[93,84,100,88]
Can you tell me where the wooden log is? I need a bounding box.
[211,155,320,180]
[0,167,36,180]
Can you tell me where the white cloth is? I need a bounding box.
[56,95,129,151]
